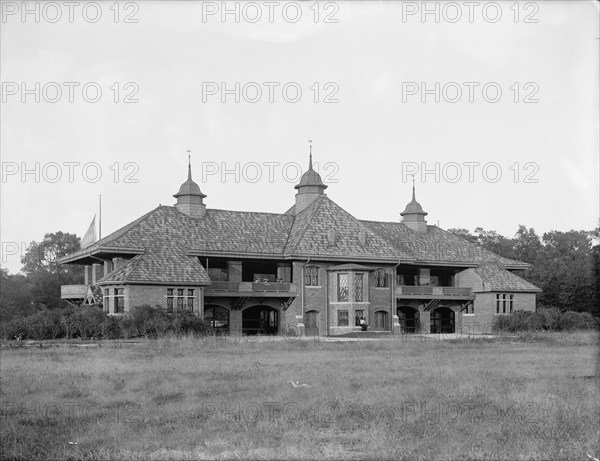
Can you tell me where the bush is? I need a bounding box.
[1,316,30,340]
[0,304,213,341]
[539,307,562,331]
[170,310,212,336]
[493,308,599,333]
[559,311,598,331]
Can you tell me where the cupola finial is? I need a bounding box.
[308,140,313,170]
[186,149,192,180]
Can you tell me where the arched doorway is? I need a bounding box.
[374,311,388,330]
[204,305,230,334]
[304,310,319,336]
[431,307,455,334]
[397,306,419,333]
[243,305,279,335]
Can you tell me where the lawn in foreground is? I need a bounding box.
[1,332,599,460]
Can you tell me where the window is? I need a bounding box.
[114,288,124,314]
[167,288,195,312]
[103,288,110,313]
[355,273,364,302]
[355,309,364,326]
[167,288,174,313]
[305,266,319,286]
[496,294,514,314]
[176,289,184,311]
[338,310,349,326]
[187,289,194,311]
[375,269,387,288]
[337,273,349,302]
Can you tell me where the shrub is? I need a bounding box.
[101,315,123,339]
[1,317,30,340]
[170,310,212,336]
[559,311,598,331]
[492,310,544,333]
[493,308,599,333]
[539,307,562,331]
[64,306,106,339]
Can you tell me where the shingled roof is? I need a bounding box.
[283,196,411,261]
[60,195,533,286]
[363,220,529,268]
[463,263,542,292]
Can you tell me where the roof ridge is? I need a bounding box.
[283,196,325,255]
[97,254,142,283]
[207,208,290,218]
[95,205,163,247]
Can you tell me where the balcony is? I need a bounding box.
[396,285,473,299]
[205,281,297,297]
[61,284,89,299]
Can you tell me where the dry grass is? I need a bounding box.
[1,331,599,460]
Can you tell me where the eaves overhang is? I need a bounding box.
[58,246,145,265]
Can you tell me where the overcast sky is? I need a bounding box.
[1,1,598,274]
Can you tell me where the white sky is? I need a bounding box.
[1,0,599,274]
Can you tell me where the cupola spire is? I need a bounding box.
[400,176,428,233]
[293,140,328,214]
[173,150,207,218]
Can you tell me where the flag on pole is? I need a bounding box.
[81,215,97,248]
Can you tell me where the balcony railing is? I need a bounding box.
[396,285,471,296]
[252,282,291,292]
[206,281,240,291]
[61,284,89,299]
[205,281,295,294]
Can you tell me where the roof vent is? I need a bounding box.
[358,230,366,246]
[327,229,336,245]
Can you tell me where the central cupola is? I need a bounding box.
[294,142,327,214]
[400,179,428,233]
[173,153,207,218]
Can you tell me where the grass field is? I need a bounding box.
[1,332,599,460]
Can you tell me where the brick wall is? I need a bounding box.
[368,269,394,331]
[125,284,204,316]
[287,261,329,336]
[461,292,537,334]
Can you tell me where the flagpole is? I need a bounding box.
[99,194,102,240]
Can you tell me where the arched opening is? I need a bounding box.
[374,311,388,330]
[242,305,279,335]
[304,310,319,336]
[397,306,419,333]
[204,305,230,334]
[431,307,455,334]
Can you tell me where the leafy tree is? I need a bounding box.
[0,268,34,321]
[527,230,596,313]
[513,225,542,264]
[447,228,478,244]
[20,232,83,310]
[474,227,515,259]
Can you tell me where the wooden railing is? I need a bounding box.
[396,285,471,296]
[61,285,89,298]
[206,281,295,293]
